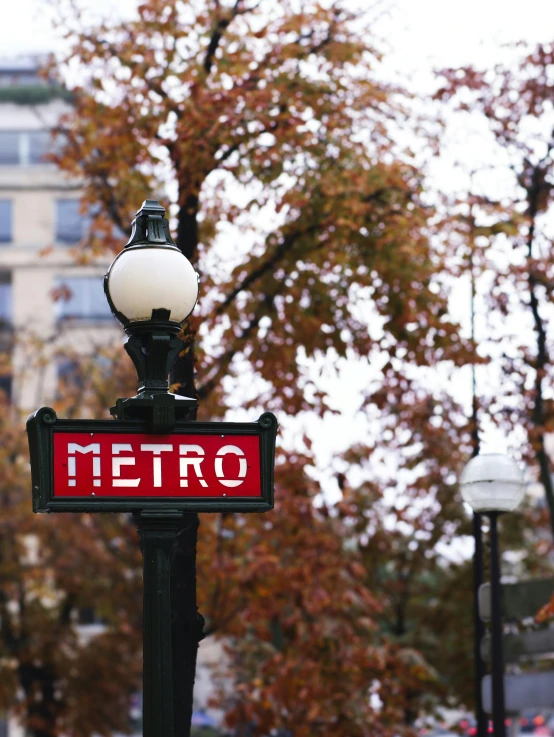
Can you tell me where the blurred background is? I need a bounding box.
[2,1,554,736]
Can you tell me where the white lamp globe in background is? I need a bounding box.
[460,453,526,513]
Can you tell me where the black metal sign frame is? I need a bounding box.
[27,407,277,513]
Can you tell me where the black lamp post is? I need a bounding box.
[472,511,488,737]
[27,198,277,737]
[460,454,525,737]
[104,199,200,737]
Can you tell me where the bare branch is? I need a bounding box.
[525,161,554,539]
[197,292,275,400]
[213,224,318,317]
[204,1,246,74]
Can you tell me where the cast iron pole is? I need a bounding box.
[136,510,185,737]
[472,512,487,737]
[489,512,505,737]
[108,200,201,737]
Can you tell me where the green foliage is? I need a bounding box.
[191,728,223,737]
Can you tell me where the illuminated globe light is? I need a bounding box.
[460,453,525,514]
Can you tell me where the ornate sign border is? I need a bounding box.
[27,407,277,513]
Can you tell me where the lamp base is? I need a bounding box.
[111,392,197,433]
[112,316,198,433]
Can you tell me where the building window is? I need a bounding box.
[0,130,51,165]
[29,131,50,164]
[0,375,12,401]
[56,357,83,391]
[0,273,12,325]
[0,69,43,87]
[0,201,11,243]
[55,356,82,401]
[53,276,113,322]
[55,199,85,244]
[0,132,19,165]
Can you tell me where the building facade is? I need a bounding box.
[0,56,119,411]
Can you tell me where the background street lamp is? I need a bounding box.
[460,454,526,737]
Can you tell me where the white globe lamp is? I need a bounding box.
[460,453,525,514]
[104,199,198,328]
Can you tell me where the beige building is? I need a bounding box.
[0,55,120,411]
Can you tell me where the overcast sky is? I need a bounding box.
[2,0,554,72]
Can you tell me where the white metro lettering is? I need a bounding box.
[140,444,173,487]
[179,445,208,488]
[112,444,140,487]
[215,445,247,488]
[67,442,101,487]
[62,438,254,493]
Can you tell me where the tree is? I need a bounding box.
[199,451,433,737]
[435,42,554,541]
[44,0,477,734]
[0,344,144,737]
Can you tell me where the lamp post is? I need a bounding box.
[460,454,525,737]
[27,198,277,737]
[105,199,199,737]
[472,510,487,737]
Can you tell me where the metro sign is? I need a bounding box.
[27,408,277,513]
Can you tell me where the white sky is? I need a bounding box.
[378,0,554,71]
[2,0,554,69]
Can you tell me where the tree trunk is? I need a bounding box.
[19,664,60,737]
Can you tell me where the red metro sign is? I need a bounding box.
[27,409,277,513]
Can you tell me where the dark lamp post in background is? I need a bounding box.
[460,454,526,737]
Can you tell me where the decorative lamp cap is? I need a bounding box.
[125,199,176,249]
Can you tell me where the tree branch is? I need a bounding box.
[84,36,181,116]
[204,0,244,74]
[525,161,554,540]
[213,224,318,317]
[51,126,131,236]
[197,293,275,400]
[210,184,408,321]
